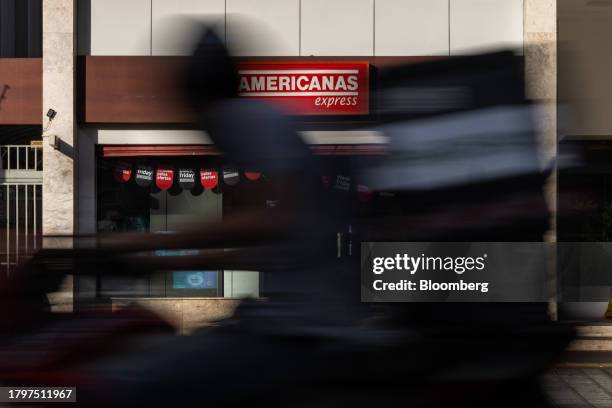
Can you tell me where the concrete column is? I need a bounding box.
[42,0,75,313]
[524,0,557,241]
[42,0,76,236]
[524,0,557,319]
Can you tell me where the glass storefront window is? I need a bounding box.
[89,151,385,301]
[559,141,612,242]
[95,155,228,299]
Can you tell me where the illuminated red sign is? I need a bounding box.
[237,61,369,116]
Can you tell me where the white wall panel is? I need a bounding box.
[301,0,374,56]
[152,0,225,56]
[226,0,300,56]
[90,0,151,55]
[375,0,449,56]
[96,129,212,144]
[223,271,260,298]
[450,0,523,55]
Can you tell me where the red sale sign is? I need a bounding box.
[114,162,132,183]
[237,61,369,116]
[156,166,174,190]
[200,169,219,189]
[244,171,261,181]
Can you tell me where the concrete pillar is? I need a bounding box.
[41,0,76,312]
[524,0,557,241]
[42,0,76,236]
[524,0,557,318]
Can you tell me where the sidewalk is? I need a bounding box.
[544,368,612,407]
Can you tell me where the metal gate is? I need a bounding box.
[0,145,43,275]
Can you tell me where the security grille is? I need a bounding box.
[0,145,43,276]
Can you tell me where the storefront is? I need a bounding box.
[75,57,389,313]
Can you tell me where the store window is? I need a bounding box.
[95,154,266,299]
[97,157,223,234]
[91,151,391,301]
[558,141,612,242]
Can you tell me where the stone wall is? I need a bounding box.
[112,298,243,334]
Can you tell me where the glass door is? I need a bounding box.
[149,187,223,297]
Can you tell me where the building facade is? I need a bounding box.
[0,0,556,331]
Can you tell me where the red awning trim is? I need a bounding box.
[101,145,386,158]
[101,145,222,157]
